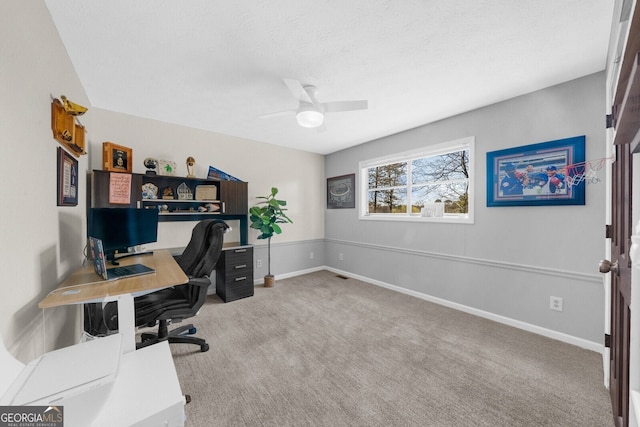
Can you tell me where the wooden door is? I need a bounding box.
[605,3,640,424]
[606,142,633,427]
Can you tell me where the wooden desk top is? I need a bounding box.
[39,250,188,309]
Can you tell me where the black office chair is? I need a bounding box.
[101,219,229,352]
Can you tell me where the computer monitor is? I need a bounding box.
[88,208,159,264]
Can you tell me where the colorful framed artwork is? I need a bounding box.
[57,147,78,206]
[327,173,356,209]
[486,135,585,207]
[102,141,133,173]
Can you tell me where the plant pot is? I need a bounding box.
[264,275,275,288]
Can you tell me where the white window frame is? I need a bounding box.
[358,136,474,224]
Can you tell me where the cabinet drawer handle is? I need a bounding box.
[234,249,247,253]
[234,264,247,269]
[234,276,247,282]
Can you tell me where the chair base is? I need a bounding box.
[138,321,209,352]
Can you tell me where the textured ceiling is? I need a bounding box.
[44,1,614,155]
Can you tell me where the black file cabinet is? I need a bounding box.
[216,245,254,303]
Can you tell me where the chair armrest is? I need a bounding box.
[187,277,212,288]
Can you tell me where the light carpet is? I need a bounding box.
[169,270,613,426]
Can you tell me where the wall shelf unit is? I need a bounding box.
[91,170,249,245]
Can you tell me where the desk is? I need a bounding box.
[1,334,186,426]
[93,341,185,426]
[39,250,188,353]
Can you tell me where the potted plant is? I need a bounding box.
[249,187,293,287]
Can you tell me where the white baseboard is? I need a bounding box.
[324,266,604,354]
[248,265,602,353]
[253,266,325,285]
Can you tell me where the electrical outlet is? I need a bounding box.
[309,252,314,259]
[339,253,344,261]
[256,259,262,268]
[550,296,563,312]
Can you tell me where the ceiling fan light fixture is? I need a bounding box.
[260,79,368,128]
[296,107,324,128]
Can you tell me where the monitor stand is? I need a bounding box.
[109,251,153,266]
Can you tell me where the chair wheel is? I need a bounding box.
[201,343,209,352]
[188,327,197,335]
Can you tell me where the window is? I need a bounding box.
[359,136,474,223]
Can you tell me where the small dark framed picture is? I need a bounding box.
[102,141,132,173]
[486,135,586,207]
[57,147,78,206]
[327,173,356,209]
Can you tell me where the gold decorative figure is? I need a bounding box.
[186,156,196,178]
[60,95,88,116]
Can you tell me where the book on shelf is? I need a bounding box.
[207,166,243,182]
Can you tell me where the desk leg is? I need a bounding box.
[116,294,136,353]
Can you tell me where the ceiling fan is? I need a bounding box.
[260,78,368,128]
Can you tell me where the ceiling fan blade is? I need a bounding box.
[283,78,312,103]
[323,100,368,113]
[259,109,296,119]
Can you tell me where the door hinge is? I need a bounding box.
[605,334,611,348]
[606,224,613,238]
[606,114,614,128]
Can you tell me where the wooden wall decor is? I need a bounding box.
[51,98,86,157]
[103,141,133,173]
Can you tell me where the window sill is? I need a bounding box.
[359,214,474,224]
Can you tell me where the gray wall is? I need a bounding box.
[325,72,606,345]
[252,239,325,280]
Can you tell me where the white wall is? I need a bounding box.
[0,1,325,361]
[325,72,607,347]
[88,109,325,256]
[0,1,91,360]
